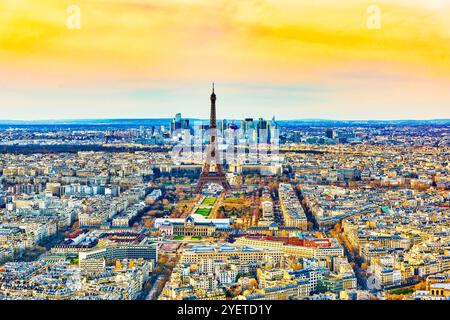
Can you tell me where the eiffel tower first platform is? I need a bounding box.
[195,83,231,194]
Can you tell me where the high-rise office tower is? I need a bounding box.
[171,113,190,134]
[325,128,336,139]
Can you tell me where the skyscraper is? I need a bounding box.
[325,128,336,139]
[170,113,190,134]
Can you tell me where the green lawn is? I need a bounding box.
[173,236,184,240]
[191,236,202,240]
[389,287,414,295]
[195,208,212,217]
[201,197,217,206]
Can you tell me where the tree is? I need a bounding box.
[158,255,168,265]
[414,281,426,290]
[143,219,154,228]
[334,222,342,233]
[72,221,79,229]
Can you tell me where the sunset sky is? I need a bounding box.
[0,0,449,120]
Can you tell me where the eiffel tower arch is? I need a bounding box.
[195,83,231,194]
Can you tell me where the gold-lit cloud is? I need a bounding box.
[1,0,449,80]
[0,0,449,119]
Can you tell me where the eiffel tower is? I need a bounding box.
[195,83,231,194]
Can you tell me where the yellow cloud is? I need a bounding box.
[0,0,449,86]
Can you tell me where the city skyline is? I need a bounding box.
[0,111,448,302]
[0,81,449,122]
[0,115,450,123]
[1,0,449,120]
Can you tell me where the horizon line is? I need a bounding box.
[0,117,449,123]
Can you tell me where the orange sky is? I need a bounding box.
[0,0,449,120]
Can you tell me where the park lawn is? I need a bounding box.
[195,208,212,217]
[201,197,217,206]
[173,236,184,240]
[389,287,414,295]
[191,236,202,240]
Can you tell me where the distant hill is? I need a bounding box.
[0,118,448,127]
